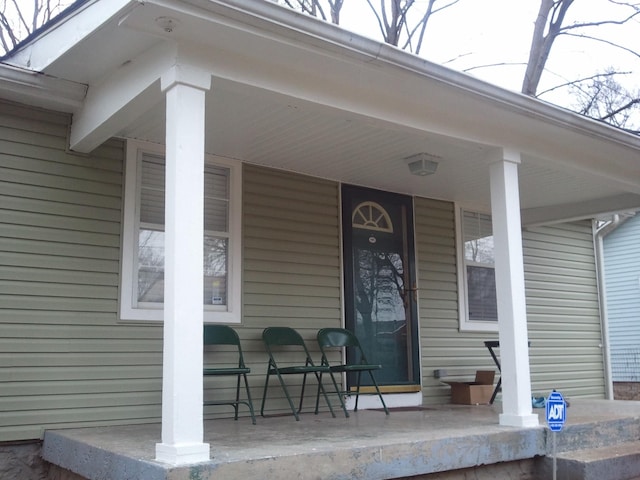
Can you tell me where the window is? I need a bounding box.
[120,140,242,322]
[457,209,498,332]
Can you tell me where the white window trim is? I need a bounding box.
[120,139,242,323]
[455,206,498,333]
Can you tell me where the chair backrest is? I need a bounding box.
[262,327,315,363]
[262,327,306,347]
[317,327,370,364]
[204,324,241,347]
[317,328,360,349]
[204,324,247,368]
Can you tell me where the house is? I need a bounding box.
[2,0,640,475]
[601,213,640,399]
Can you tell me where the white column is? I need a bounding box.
[155,64,212,464]
[489,149,539,428]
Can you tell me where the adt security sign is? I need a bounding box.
[546,390,566,432]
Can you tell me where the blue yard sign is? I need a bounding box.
[546,390,566,432]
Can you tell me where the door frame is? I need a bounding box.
[340,184,421,394]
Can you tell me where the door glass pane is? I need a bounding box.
[353,248,408,385]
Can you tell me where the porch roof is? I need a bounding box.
[2,0,640,224]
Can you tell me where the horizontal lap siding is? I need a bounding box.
[415,199,604,403]
[238,166,342,416]
[0,101,163,441]
[414,198,499,404]
[1,98,605,437]
[603,216,640,382]
[524,221,605,398]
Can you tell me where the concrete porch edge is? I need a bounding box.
[41,400,640,480]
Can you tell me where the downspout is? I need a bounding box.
[594,215,622,400]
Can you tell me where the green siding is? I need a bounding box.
[239,165,342,415]
[414,198,499,404]
[0,99,605,440]
[525,221,605,398]
[0,100,163,441]
[415,201,605,403]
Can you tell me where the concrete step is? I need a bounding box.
[549,441,640,480]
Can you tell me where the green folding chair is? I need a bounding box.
[317,327,389,416]
[203,324,256,424]
[260,327,336,421]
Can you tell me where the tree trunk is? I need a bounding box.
[521,0,574,96]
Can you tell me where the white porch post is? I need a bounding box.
[489,149,539,428]
[155,64,212,464]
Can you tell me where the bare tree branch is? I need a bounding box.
[463,61,526,73]
[558,9,640,33]
[536,70,627,97]
[402,0,462,55]
[522,0,640,97]
[568,67,640,131]
[1,0,72,55]
[562,31,640,60]
[601,98,640,121]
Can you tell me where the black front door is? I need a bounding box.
[342,185,420,390]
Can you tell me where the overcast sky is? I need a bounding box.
[338,0,639,108]
[8,0,639,111]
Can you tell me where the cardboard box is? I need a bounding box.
[445,370,495,405]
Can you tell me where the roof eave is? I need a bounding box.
[196,0,640,150]
[0,62,86,112]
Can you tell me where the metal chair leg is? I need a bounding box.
[368,371,389,415]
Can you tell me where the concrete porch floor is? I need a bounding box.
[42,399,640,480]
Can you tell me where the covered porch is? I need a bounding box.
[4,0,640,474]
[43,399,640,480]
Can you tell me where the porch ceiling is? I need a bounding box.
[126,80,632,217]
[5,0,640,221]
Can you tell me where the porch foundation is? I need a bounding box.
[41,399,640,480]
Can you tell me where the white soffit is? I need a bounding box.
[4,0,640,215]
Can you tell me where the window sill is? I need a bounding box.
[119,306,241,323]
[459,320,499,333]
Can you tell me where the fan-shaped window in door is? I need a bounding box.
[352,201,393,233]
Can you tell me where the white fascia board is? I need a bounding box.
[0,63,86,112]
[70,41,176,153]
[521,193,640,227]
[7,0,137,71]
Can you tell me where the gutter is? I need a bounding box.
[0,62,87,112]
